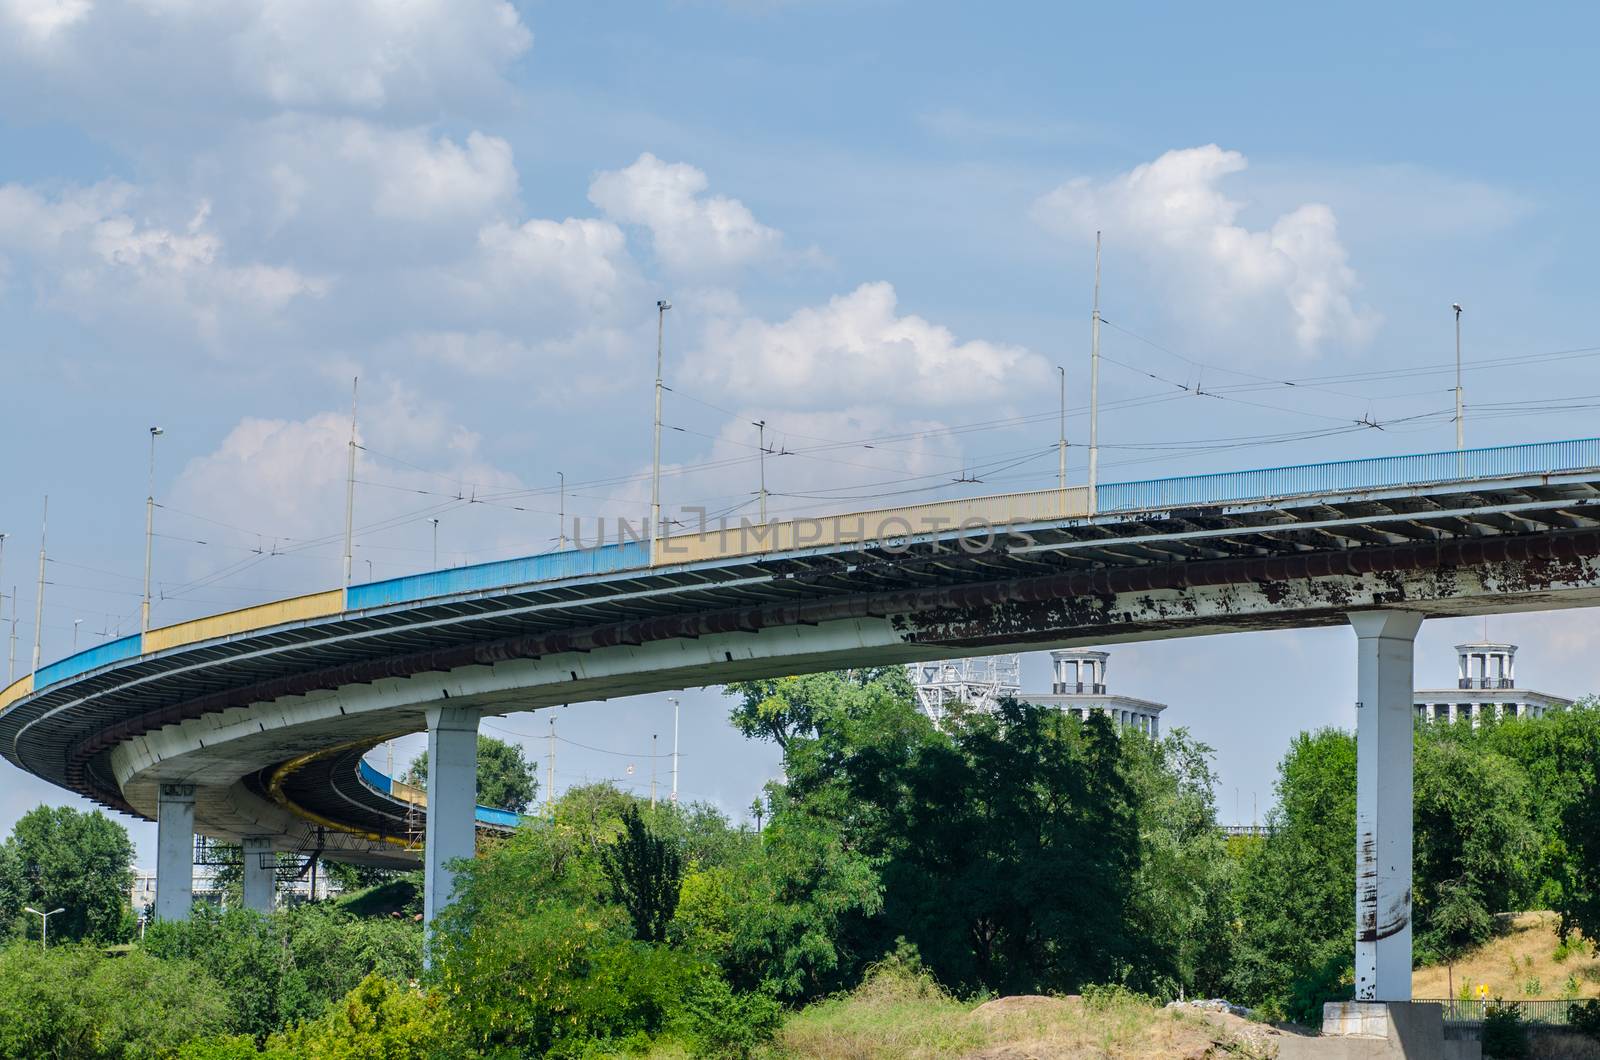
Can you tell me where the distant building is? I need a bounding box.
[909,647,1167,734]
[1414,641,1571,726]
[1025,648,1167,737]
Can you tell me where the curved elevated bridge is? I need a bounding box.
[7,436,1600,993]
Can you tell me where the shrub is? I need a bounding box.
[672,975,784,1059]
[0,942,229,1058]
[1569,998,1600,1040]
[1482,999,1529,1059]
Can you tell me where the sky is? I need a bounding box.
[4,1,1600,867]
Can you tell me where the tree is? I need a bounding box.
[0,804,133,944]
[0,942,230,1058]
[1229,729,1357,1019]
[601,805,684,943]
[406,734,538,814]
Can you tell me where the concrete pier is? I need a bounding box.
[154,783,196,922]
[241,835,275,913]
[422,704,479,951]
[1349,610,1423,1002]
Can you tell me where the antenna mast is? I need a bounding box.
[31,497,46,676]
[1088,231,1102,516]
[342,378,358,587]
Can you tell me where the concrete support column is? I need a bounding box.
[423,704,479,950]
[155,784,196,922]
[1349,609,1424,1002]
[242,836,275,913]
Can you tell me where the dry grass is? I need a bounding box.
[766,970,1280,1059]
[1533,1032,1600,1060]
[1413,912,1600,1001]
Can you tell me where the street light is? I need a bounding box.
[1452,303,1464,450]
[142,427,164,633]
[73,618,81,651]
[430,518,440,569]
[668,696,680,803]
[23,906,64,950]
[651,300,671,555]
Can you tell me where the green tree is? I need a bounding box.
[0,942,229,1058]
[0,804,133,943]
[602,804,684,943]
[1229,729,1356,1019]
[1411,738,1539,960]
[405,734,538,814]
[266,974,462,1060]
[1122,728,1236,997]
[143,903,422,1040]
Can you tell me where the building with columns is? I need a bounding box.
[1413,641,1570,726]
[1024,648,1167,737]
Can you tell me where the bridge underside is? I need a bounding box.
[4,461,1600,957]
[96,528,1600,863]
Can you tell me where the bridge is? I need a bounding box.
[7,436,1600,996]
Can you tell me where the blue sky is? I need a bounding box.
[3,1,1599,865]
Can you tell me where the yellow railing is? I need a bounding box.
[144,589,345,653]
[0,674,33,715]
[653,486,1089,566]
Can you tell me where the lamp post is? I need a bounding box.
[430,518,440,569]
[651,300,671,556]
[73,618,81,651]
[23,906,64,950]
[1453,303,1464,450]
[668,696,680,803]
[142,427,163,633]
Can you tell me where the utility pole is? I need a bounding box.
[1088,231,1102,517]
[546,716,556,818]
[669,696,680,803]
[342,378,358,588]
[650,733,658,809]
[31,497,46,677]
[430,518,440,569]
[7,587,16,684]
[1056,366,1067,497]
[142,426,163,633]
[651,300,671,557]
[755,421,769,523]
[557,472,566,550]
[1453,303,1464,450]
[73,619,81,651]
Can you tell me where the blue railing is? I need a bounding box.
[1097,437,1600,514]
[33,633,144,691]
[356,758,525,831]
[346,540,651,610]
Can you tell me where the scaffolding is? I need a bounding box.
[908,654,1022,725]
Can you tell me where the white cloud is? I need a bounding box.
[0,0,89,43]
[1035,145,1379,354]
[0,0,531,122]
[589,153,780,273]
[0,181,325,345]
[688,281,1048,408]
[166,384,535,593]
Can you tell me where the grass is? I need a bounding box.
[1414,912,1600,1001]
[758,965,1277,1059]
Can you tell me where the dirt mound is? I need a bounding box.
[971,995,1076,1019]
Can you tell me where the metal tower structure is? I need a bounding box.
[908,654,1022,724]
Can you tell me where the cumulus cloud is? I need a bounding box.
[0,0,531,124]
[1035,145,1379,354]
[0,181,325,346]
[165,384,535,595]
[688,281,1048,408]
[589,153,780,273]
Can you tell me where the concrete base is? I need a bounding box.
[154,783,196,922]
[1277,1004,1480,1059]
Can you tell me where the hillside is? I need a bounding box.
[1414,912,1600,1002]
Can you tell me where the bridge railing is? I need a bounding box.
[1096,437,1600,514]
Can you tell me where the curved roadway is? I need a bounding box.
[7,437,1600,866]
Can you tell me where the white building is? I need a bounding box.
[1025,648,1167,737]
[1414,641,1570,726]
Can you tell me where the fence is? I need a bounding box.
[1420,998,1590,1028]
